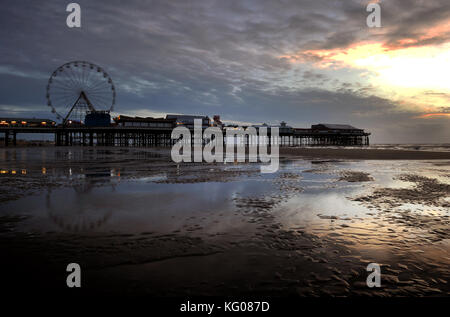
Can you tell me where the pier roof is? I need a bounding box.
[312,123,361,130]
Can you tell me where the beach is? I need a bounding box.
[0,146,449,297]
[280,147,450,160]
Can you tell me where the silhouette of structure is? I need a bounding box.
[0,115,370,147]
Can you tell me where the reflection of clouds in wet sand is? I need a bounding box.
[0,147,449,296]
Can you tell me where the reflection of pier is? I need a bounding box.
[0,124,370,147]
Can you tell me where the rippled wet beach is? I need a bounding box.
[0,147,449,296]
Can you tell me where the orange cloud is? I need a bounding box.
[416,113,450,119]
[279,42,389,69]
[388,19,450,49]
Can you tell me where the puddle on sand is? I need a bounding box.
[1,179,275,236]
[0,147,449,296]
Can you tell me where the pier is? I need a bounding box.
[0,123,370,147]
[0,60,371,148]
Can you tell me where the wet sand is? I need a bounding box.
[0,147,449,297]
[280,147,450,160]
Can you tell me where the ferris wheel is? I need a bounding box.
[46,61,116,124]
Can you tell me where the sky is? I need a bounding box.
[0,0,449,143]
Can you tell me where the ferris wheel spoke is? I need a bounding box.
[51,86,73,95]
[89,79,110,89]
[86,77,110,91]
[52,95,78,110]
[54,91,78,103]
[90,95,112,105]
[50,87,76,95]
[88,94,106,106]
[59,75,79,88]
[51,91,75,101]
[86,92,110,100]
[90,86,112,99]
[80,64,87,87]
[69,64,83,87]
[62,71,81,92]
[52,91,76,99]
[85,71,103,89]
[69,67,85,89]
[78,67,88,87]
[70,68,84,89]
[62,68,77,87]
[91,99,109,111]
[84,69,98,88]
[84,66,95,88]
[87,94,112,105]
[87,88,111,99]
[91,88,110,97]
[51,77,76,91]
[87,71,111,90]
[83,64,93,87]
[52,96,79,106]
[51,84,76,95]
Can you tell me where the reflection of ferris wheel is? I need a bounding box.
[46,61,116,124]
[46,181,116,232]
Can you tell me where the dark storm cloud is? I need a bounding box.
[0,0,449,143]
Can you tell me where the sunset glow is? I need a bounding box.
[417,113,450,118]
[281,39,450,117]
